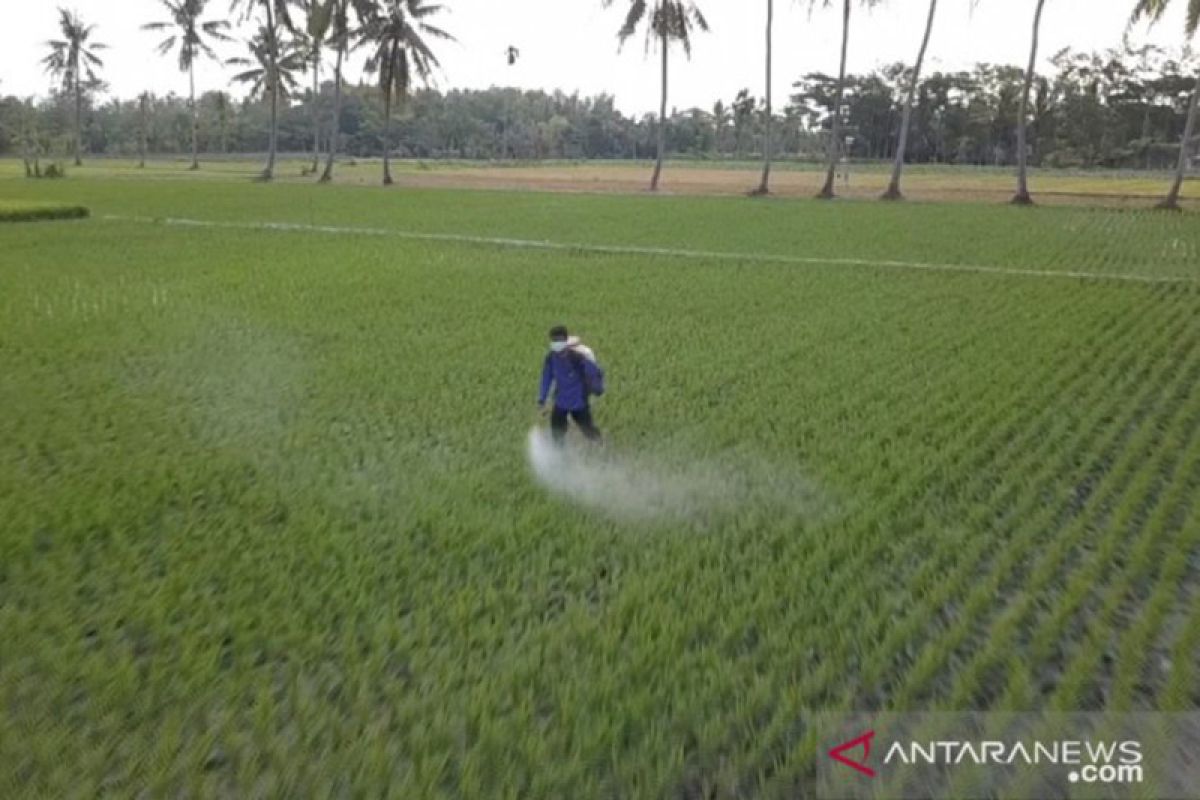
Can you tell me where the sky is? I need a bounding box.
[1,0,1192,116]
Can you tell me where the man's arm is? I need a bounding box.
[538,356,553,406]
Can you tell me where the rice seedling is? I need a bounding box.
[1,174,1197,797]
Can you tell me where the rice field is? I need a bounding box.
[1,165,1199,798]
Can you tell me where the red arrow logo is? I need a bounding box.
[828,730,877,778]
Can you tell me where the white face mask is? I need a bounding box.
[550,340,569,353]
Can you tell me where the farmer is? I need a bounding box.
[538,325,605,444]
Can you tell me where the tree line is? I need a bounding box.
[4,0,1199,208]
[5,46,1198,172]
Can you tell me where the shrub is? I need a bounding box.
[0,203,90,223]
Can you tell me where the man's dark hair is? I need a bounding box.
[549,325,569,341]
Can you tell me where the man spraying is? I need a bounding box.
[538,325,605,444]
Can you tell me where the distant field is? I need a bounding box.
[3,156,1196,207]
[2,169,1199,797]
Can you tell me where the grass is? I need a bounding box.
[1,167,1198,797]
[0,199,89,223]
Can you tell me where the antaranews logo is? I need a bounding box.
[828,730,877,778]
[816,712,1200,800]
[826,729,1142,786]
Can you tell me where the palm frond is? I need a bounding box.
[1132,0,1200,39]
[415,22,454,42]
[618,0,648,45]
[606,0,708,56]
[202,20,234,40]
[1131,0,1169,24]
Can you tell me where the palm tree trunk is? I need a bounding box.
[320,43,344,183]
[883,0,937,201]
[74,73,83,167]
[754,0,774,196]
[650,30,668,192]
[1142,105,1153,170]
[139,94,147,169]
[22,110,35,177]
[1158,71,1199,211]
[311,52,321,174]
[818,0,851,200]
[263,83,278,181]
[262,1,278,181]
[1012,0,1046,206]
[189,64,200,170]
[383,92,394,186]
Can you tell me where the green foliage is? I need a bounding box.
[30,162,69,180]
[0,200,87,220]
[604,0,710,55]
[142,0,232,74]
[1,175,1199,796]
[3,44,1198,167]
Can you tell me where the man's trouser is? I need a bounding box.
[550,405,602,443]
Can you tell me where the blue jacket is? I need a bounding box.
[539,350,601,411]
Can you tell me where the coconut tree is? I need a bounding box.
[211,90,232,153]
[1012,0,1048,205]
[138,92,150,167]
[227,23,305,180]
[42,8,107,167]
[19,99,44,177]
[815,0,884,200]
[143,0,231,170]
[881,0,940,200]
[603,1,710,191]
[358,0,454,186]
[320,0,374,182]
[712,99,730,156]
[295,0,334,174]
[752,0,775,195]
[1132,0,1200,210]
[229,0,293,179]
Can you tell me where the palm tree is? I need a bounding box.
[320,0,373,183]
[712,99,730,156]
[227,24,305,180]
[732,89,755,159]
[752,0,775,195]
[212,90,232,153]
[143,0,231,171]
[815,0,883,200]
[882,0,939,200]
[42,8,107,167]
[229,0,293,179]
[603,1,710,191]
[1132,0,1200,210]
[138,92,150,167]
[295,1,334,174]
[1012,0,1048,205]
[19,99,44,177]
[358,0,454,186]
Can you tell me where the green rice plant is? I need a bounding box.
[1,173,1199,796]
